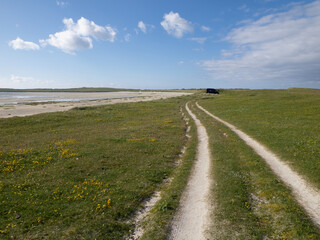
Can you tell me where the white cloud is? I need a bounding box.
[138,21,147,33]
[199,1,320,88]
[9,75,50,88]
[10,74,34,84]
[238,4,250,13]
[137,21,155,34]
[188,37,207,44]
[161,11,193,38]
[40,17,116,54]
[178,61,184,65]
[40,31,93,54]
[124,33,131,42]
[201,26,211,32]
[56,1,68,7]
[9,37,40,50]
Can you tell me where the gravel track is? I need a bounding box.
[197,102,320,227]
[169,102,212,240]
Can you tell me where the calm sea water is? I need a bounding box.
[0,92,49,99]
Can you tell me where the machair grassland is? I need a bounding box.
[1,89,320,239]
[200,89,320,189]
[0,98,189,239]
[196,88,320,239]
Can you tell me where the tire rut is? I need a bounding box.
[197,102,320,227]
[169,102,212,240]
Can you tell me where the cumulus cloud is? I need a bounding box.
[138,21,147,33]
[161,11,193,38]
[137,21,155,34]
[199,1,320,88]
[201,26,211,32]
[40,17,116,54]
[188,37,207,44]
[9,37,40,50]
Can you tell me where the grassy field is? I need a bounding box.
[0,97,189,239]
[140,105,198,240]
[199,88,320,190]
[1,88,320,239]
[191,101,320,239]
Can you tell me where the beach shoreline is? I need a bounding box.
[0,91,191,118]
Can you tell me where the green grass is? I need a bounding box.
[199,89,320,189]
[191,101,320,239]
[140,105,197,240]
[0,98,188,239]
[1,88,320,239]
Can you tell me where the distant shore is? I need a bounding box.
[0,91,191,118]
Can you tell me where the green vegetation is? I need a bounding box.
[141,106,197,240]
[1,88,320,239]
[0,98,188,239]
[199,88,320,189]
[191,101,320,239]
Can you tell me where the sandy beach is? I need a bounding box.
[0,91,191,118]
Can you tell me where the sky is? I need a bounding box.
[1,0,320,89]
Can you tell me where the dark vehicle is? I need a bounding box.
[206,88,219,94]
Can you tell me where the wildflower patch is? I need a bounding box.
[0,99,186,238]
[0,140,77,173]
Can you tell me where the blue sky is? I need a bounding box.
[1,0,320,89]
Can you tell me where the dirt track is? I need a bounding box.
[169,103,212,240]
[197,102,320,227]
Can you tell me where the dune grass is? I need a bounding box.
[199,89,320,189]
[191,101,320,239]
[0,98,188,239]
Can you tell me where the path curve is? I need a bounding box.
[169,102,212,240]
[197,102,320,227]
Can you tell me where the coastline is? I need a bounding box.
[0,91,191,118]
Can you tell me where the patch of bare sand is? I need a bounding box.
[169,102,212,240]
[197,102,320,227]
[0,92,191,118]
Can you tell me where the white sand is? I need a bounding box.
[0,91,191,118]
